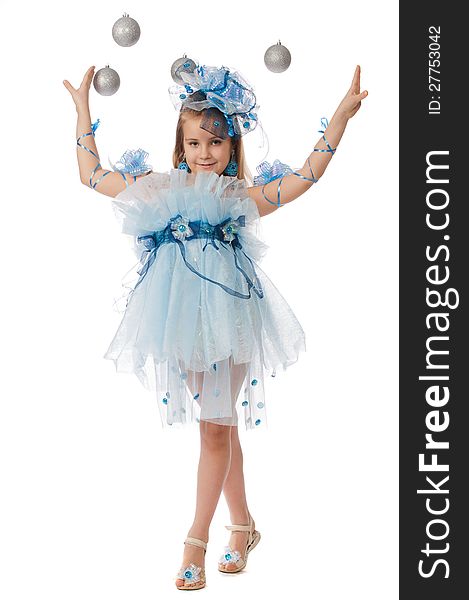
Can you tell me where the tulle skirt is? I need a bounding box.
[103,169,306,430]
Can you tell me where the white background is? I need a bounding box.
[0,0,398,598]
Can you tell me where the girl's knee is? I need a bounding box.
[200,420,232,445]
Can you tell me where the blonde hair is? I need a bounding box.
[172,107,253,186]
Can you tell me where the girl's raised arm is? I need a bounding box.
[63,66,151,198]
[247,65,368,217]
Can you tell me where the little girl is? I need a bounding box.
[63,62,367,590]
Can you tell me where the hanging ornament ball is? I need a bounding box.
[171,55,197,85]
[112,13,141,47]
[93,66,120,96]
[264,41,291,73]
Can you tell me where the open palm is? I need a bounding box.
[337,65,368,120]
[63,66,95,110]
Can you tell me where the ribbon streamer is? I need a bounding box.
[256,117,340,207]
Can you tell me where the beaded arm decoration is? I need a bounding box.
[76,119,153,189]
[257,118,337,208]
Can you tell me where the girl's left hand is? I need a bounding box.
[337,65,368,120]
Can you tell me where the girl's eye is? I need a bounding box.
[188,140,222,146]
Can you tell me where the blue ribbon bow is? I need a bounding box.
[253,159,294,186]
[110,148,153,177]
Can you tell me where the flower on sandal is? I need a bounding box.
[177,563,202,583]
[219,546,242,565]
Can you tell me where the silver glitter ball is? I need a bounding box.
[171,55,197,85]
[93,65,120,96]
[264,41,291,73]
[112,13,141,47]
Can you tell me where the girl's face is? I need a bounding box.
[182,115,232,176]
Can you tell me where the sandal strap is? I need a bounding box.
[185,536,208,551]
[225,524,251,532]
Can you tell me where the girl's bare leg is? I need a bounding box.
[175,421,232,588]
[175,359,252,586]
[221,359,256,571]
[220,425,256,571]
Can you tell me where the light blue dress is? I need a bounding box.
[104,169,306,429]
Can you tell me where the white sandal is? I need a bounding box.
[218,515,261,573]
[175,536,207,590]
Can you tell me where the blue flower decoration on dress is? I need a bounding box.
[177,563,202,583]
[221,220,240,242]
[218,546,242,566]
[253,159,294,186]
[110,148,152,177]
[170,215,194,241]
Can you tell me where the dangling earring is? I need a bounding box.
[178,154,191,173]
[224,150,238,176]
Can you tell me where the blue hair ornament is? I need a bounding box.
[169,64,259,139]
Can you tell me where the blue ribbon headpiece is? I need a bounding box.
[169,65,259,139]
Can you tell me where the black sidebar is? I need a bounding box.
[400,4,468,598]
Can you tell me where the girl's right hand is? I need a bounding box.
[63,66,95,111]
